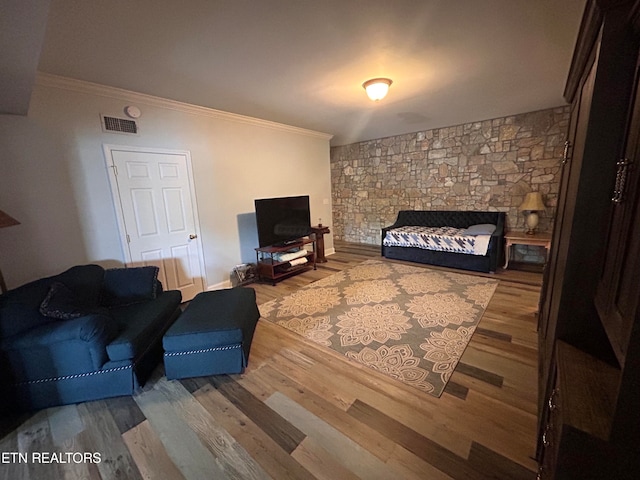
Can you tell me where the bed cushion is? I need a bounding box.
[101,266,160,307]
[383,225,491,256]
[106,290,181,362]
[462,224,497,236]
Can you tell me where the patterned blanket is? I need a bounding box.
[383,226,491,256]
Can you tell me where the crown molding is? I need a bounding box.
[35,72,333,141]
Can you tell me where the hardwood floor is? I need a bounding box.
[0,241,542,479]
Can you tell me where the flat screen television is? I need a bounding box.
[254,195,312,247]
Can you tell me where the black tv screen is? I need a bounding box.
[254,195,312,247]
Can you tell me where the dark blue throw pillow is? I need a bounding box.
[40,282,93,320]
[55,264,105,307]
[101,266,160,306]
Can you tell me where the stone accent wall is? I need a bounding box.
[330,107,570,261]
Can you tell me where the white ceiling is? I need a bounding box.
[9,0,586,146]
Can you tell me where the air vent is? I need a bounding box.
[101,115,138,135]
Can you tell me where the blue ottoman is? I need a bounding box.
[162,288,260,380]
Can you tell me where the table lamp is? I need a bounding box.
[519,192,545,235]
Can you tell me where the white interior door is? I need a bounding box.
[104,145,205,301]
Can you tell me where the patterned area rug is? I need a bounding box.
[259,259,498,397]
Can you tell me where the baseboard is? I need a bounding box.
[207,279,233,291]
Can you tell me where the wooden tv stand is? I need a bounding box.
[255,237,316,285]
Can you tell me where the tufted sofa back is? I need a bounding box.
[392,210,505,230]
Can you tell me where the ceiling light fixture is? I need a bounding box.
[362,78,392,101]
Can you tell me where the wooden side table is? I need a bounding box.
[310,225,330,263]
[504,231,552,269]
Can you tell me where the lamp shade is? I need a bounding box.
[362,78,392,101]
[0,209,20,228]
[519,192,545,212]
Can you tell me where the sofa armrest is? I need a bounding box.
[381,224,396,254]
[493,213,506,235]
[6,313,115,347]
[1,313,117,381]
[488,214,506,271]
[381,211,413,253]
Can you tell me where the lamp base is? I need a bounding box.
[525,212,539,235]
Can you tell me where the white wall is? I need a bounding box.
[0,74,334,290]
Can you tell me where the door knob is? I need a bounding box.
[189,234,198,240]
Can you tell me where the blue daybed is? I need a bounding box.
[381,210,506,273]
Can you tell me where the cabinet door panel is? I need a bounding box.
[538,44,599,413]
[594,55,640,363]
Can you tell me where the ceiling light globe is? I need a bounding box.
[363,78,392,101]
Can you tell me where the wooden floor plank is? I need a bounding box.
[265,391,402,480]
[288,342,475,459]
[454,390,537,470]
[442,379,470,400]
[152,378,271,480]
[121,419,187,480]
[387,444,456,480]
[77,400,143,480]
[133,383,229,479]
[105,395,146,435]
[291,437,362,480]
[450,370,536,416]
[179,376,210,394]
[43,405,103,480]
[454,362,504,388]
[467,442,536,480]
[57,430,104,480]
[17,409,64,480]
[209,375,307,455]
[46,404,84,447]
[193,382,316,480]
[0,429,23,480]
[255,344,357,412]
[239,362,398,462]
[346,399,487,480]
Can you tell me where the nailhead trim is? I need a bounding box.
[16,365,132,386]
[13,309,181,388]
[164,344,242,357]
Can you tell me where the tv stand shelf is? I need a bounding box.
[255,237,316,285]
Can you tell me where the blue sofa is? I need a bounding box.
[381,210,506,273]
[0,264,181,411]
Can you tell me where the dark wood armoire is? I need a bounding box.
[537,0,640,478]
